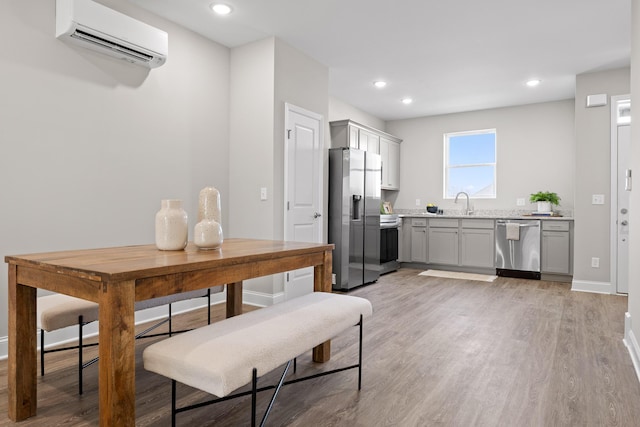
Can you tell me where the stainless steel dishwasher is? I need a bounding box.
[495,219,541,279]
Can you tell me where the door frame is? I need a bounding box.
[610,94,631,293]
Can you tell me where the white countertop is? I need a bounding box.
[397,212,573,221]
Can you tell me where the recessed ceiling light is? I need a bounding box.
[401,97,413,105]
[373,81,387,88]
[210,3,232,15]
[526,79,541,87]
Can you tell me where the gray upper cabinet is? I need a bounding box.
[330,120,402,189]
[541,220,572,275]
[380,137,401,190]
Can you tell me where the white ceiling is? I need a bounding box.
[130,0,631,121]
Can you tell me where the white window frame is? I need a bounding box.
[443,128,497,199]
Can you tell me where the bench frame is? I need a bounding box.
[39,290,214,395]
[169,315,364,427]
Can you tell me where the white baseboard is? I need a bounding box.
[243,290,285,307]
[571,279,615,294]
[624,312,640,383]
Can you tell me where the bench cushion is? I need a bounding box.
[37,285,224,332]
[142,292,373,398]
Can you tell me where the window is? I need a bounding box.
[444,129,496,199]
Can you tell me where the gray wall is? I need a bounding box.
[573,68,630,287]
[0,0,230,348]
[229,37,329,298]
[386,100,575,214]
[329,96,387,131]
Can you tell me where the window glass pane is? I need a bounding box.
[446,165,495,198]
[449,133,496,166]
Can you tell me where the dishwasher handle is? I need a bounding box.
[496,221,540,228]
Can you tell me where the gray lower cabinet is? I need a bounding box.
[428,219,459,265]
[460,219,495,268]
[410,218,428,263]
[541,221,571,274]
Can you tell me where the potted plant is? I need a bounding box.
[530,191,560,213]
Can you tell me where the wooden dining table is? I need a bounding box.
[6,238,334,425]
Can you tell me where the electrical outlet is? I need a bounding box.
[416,198,421,206]
[260,187,267,201]
[516,198,525,206]
[592,194,605,205]
[591,257,600,268]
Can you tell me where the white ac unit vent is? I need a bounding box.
[56,0,168,68]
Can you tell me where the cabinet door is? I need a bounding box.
[399,219,412,262]
[349,126,359,149]
[410,226,427,263]
[388,141,400,189]
[380,139,390,188]
[428,228,459,265]
[460,229,495,268]
[380,138,400,190]
[360,129,380,154]
[542,231,570,274]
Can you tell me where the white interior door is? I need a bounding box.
[284,103,323,299]
[611,96,631,294]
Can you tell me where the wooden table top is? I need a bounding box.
[5,238,334,282]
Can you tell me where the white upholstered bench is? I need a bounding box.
[38,285,223,394]
[143,291,373,426]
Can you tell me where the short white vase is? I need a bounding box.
[194,219,223,250]
[195,186,224,250]
[155,199,188,250]
[537,201,552,213]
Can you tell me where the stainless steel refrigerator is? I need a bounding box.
[329,148,381,290]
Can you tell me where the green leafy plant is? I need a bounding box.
[529,191,561,205]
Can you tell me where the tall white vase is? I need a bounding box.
[155,199,188,250]
[195,187,223,250]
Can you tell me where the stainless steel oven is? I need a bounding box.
[380,214,400,274]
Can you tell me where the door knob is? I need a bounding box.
[621,208,628,214]
[621,220,629,226]
[313,212,322,219]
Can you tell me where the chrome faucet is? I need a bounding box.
[454,191,472,215]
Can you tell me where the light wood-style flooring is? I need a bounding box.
[2,268,640,426]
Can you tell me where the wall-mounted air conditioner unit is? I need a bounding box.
[56,0,168,68]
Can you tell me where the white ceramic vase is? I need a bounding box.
[195,186,224,249]
[194,219,223,249]
[155,199,188,250]
[198,186,221,223]
[537,201,552,213]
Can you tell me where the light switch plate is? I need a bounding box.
[260,187,268,201]
[592,194,605,205]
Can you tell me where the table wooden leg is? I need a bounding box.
[98,280,136,426]
[313,249,333,362]
[8,264,37,421]
[226,281,243,318]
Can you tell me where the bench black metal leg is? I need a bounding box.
[78,315,84,395]
[171,380,177,427]
[207,288,212,325]
[169,303,173,337]
[358,314,363,390]
[260,360,292,427]
[251,368,258,427]
[40,329,45,376]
